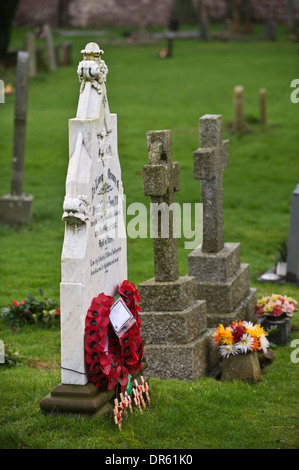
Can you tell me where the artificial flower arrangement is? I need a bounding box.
[84,280,144,394]
[255,294,297,320]
[212,320,269,359]
[1,289,60,328]
[0,343,23,367]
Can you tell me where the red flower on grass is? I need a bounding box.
[12,300,25,307]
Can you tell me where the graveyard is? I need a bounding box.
[0,22,299,450]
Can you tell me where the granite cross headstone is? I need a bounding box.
[188,114,257,328]
[0,51,33,226]
[193,114,229,253]
[142,130,180,281]
[139,130,209,379]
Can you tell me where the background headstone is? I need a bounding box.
[43,23,57,70]
[263,20,277,41]
[286,183,299,283]
[26,32,37,77]
[61,41,72,66]
[0,51,33,226]
[138,130,210,380]
[287,0,296,34]
[188,114,257,327]
[233,85,246,133]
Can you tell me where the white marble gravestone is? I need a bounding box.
[60,43,127,386]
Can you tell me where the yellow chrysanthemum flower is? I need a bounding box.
[270,294,280,301]
[257,296,270,307]
[264,303,274,312]
[213,324,233,345]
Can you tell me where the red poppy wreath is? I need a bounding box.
[84,280,144,393]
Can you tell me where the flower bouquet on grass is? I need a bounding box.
[255,294,297,320]
[254,294,297,345]
[1,289,60,328]
[212,320,269,359]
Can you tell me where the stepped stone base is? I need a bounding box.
[206,287,257,328]
[40,364,147,417]
[138,276,210,379]
[188,242,257,328]
[40,382,115,417]
[143,332,211,380]
[139,300,206,344]
[194,264,250,314]
[188,242,241,282]
[138,276,195,312]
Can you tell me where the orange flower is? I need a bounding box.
[213,324,233,345]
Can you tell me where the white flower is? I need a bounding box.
[259,334,270,353]
[219,344,238,358]
[235,334,254,354]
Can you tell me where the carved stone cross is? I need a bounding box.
[142,130,180,282]
[193,114,229,253]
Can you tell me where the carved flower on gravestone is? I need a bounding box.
[62,194,90,224]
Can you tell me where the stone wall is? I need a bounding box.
[14,0,299,28]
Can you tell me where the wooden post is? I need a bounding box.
[259,88,267,125]
[233,85,246,132]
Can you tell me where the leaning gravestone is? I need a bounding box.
[0,51,33,226]
[138,130,210,380]
[43,24,57,71]
[286,183,299,283]
[40,43,128,415]
[26,32,37,77]
[188,114,257,327]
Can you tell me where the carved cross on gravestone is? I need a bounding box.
[193,114,229,253]
[142,130,180,282]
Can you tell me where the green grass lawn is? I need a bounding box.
[0,26,299,450]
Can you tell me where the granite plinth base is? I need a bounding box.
[138,276,196,312]
[206,288,257,328]
[139,300,207,344]
[188,243,241,282]
[143,332,211,380]
[194,264,250,314]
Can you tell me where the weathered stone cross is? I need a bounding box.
[142,130,180,282]
[193,114,229,253]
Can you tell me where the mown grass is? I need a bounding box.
[0,26,299,450]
